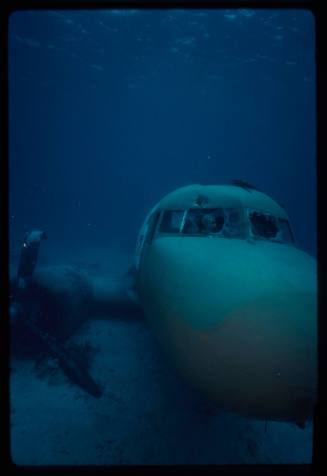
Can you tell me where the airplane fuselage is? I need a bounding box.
[134,184,317,425]
[10,183,317,426]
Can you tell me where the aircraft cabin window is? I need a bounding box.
[248,210,294,244]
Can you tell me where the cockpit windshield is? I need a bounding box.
[157,207,294,245]
[160,210,185,234]
[159,208,242,238]
[183,208,224,235]
[248,209,294,244]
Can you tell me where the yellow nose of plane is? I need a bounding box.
[137,236,317,424]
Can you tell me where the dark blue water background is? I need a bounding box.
[8,9,317,465]
[8,8,316,257]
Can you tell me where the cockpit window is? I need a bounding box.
[182,208,225,235]
[146,211,161,244]
[277,218,294,244]
[249,211,278,239]
[158,208,242,237]
[182,208,242,237]
[160,210,185,233]
[248,210,294,244]
[222,208,241,238]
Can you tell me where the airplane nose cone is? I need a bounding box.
[206,291,317,422]
[137,237,317,423]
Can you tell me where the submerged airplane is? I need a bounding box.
[10,182,317,428]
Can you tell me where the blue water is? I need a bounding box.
[9,8,316,256]
[8,8,316,465]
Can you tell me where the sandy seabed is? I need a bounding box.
[9,244,313,465]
